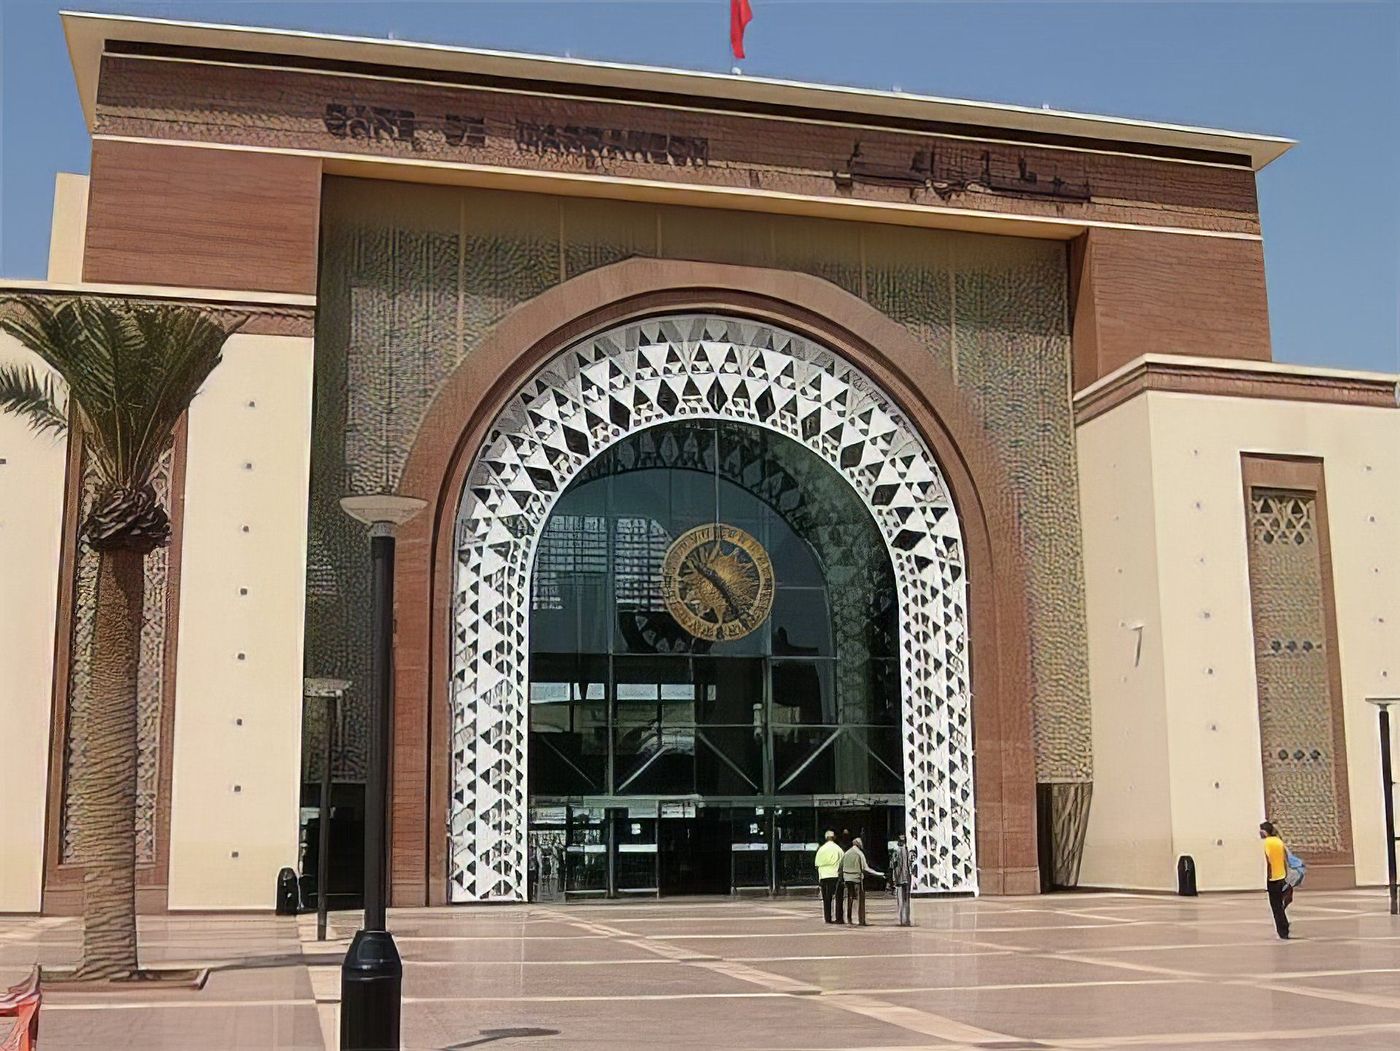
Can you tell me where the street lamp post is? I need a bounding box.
[339,494,425,1051]
[1366,697,1400,916]
[304,678,351,943]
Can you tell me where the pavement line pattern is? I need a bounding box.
[551,909,821,994]
[41,998,319,1011]
[8,888,1400,1049]
[401,991,792,1003]
[1242,966,1400,979]
[403,957,683,966]
[824,992,1015,1045]
[1050,1021,1400,1048]
[394,934,609,942]
[1244,979,1400,1011]
[1031,951,1200,979]
[732,949,1015,962]
[830,977,1197,996]
[545,903,1023,1045]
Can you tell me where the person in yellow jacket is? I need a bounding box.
[1259,820,1291,939]
[814,831,845,924]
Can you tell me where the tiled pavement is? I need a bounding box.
[4,890,1400,1049]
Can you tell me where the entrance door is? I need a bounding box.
[659,810,731,895]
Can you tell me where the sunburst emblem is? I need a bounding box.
[662,524,775,642]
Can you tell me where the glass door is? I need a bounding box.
[564,806,609,897]
[613,804,658,895]
[730,806,771,893]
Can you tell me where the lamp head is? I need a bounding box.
[340,494,427,528]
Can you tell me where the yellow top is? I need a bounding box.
[1263,835,1287,881]
[815,841,844,880]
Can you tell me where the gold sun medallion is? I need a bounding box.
[662,523,775,642]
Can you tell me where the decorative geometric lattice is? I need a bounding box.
[62,447,173,865]
[315,181,1085,802]
[450,313,973,900]
[1247,490,1346,853]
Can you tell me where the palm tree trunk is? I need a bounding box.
[73,545,143,980]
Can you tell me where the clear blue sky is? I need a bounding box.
[2,1,1396,372]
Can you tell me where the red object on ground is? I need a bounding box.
[0,969,39,1051]
[730,0,753,59]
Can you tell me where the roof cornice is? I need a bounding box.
[62,10,1294,171]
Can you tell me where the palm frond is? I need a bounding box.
[126,304,244,482]
[0,360,69,437]
[0,295,242,542]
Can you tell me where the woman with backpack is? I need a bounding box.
[1259,820,1300,939]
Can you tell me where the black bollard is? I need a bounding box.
[340,929,402,1051]
[1176,855,1198,896]
[276,867,300,915]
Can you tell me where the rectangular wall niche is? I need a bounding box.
[1241,455,1353,885]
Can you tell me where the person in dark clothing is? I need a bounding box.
[890,834,915,927]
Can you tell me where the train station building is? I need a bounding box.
[2,11,1397,913]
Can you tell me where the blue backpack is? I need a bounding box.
[1285,851,1306,888]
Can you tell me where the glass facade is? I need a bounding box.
[527,420,905,898]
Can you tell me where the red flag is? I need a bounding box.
[730,0,753,60]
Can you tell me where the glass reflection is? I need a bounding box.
[528,419,904,895]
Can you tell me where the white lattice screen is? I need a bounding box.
[449,314,975,899]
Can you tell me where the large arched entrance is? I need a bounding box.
[527,419,901,898]
[448,314,973,901]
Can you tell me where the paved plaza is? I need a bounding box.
[4,890,1400,1050]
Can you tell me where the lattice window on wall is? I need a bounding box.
[1245,486,1346,855]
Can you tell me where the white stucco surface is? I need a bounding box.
[0,335,67,912]
[47,173,89,283]
[1076,396,1176,890]
[167,332,314,909]
[1079,386,1400,890]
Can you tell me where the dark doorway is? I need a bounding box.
[659,811,731,895]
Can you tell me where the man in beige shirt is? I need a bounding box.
[841,837,883,926]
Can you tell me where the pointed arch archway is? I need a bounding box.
[389,258,1039,903]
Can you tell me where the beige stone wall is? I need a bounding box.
[47,174,89,283]
[1076,396,1176,889]
[1078,385,1400,890]
[167,332,314,909]
[0,177,90,912]
[0,334,67,912]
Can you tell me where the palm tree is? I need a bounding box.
[0,297,241,980]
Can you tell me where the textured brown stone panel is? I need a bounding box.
[309,182,1099,899]
[381,261,1037,900]
[394,264,1041,906]
[1071,228,1272,389]
[1240,456,1354,888]
[94,54,1260,237]
[84,139,322,294]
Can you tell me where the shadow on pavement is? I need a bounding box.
[443,1028,560,1049]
